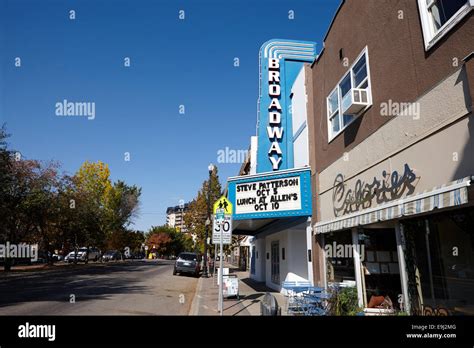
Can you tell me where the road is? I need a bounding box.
[0,260,198,315]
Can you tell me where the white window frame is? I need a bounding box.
[418,0,473,51]
[326,47,372,142]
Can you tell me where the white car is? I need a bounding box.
[66,248,100,263]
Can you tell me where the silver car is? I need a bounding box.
[173,252,201,277]
[66,248,100,263]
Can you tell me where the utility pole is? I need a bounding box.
[203,163,214,278]
[219,221,223,315]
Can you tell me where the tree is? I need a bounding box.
[105,180,141,233]
[74,161,112,249]
[21,160,62,264]
[184,166,222,253]
[106,229,144,254]
[0,126,142,270]
[0,156,61,269]
[0,126,30,271]
[126,230,146,254]
[146,225,193,257]
[0,124,14,244]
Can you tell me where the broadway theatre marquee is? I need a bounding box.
[227,167,312,220]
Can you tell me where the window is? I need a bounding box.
[360,229,402,310]
[325,230,355,285]
[326,48,372,141]
[403,207,474,315]
[418,0,473,50]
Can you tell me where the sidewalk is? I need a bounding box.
[189,263,287,315]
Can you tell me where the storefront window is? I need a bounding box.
[325,230,355,285]
[403,207,474,315]
[360,229,401,310]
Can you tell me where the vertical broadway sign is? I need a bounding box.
[256,39,317,173]
[268,58,283,170]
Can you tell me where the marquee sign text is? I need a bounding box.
[235,176,301,214]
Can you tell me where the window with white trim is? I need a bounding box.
[327,48,372,141]
[418,0,473,50]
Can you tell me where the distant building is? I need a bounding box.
[166,203,190,232]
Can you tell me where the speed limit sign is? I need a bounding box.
[212,215,232,245]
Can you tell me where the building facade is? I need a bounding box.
[306,0,473,314]
[166,203,189,232]
[226,39,317,291]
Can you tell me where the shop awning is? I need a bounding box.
[314,176,472,234]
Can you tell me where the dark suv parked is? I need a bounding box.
[173,252,201,277]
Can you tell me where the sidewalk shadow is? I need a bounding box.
[240,277,279,294]
[231,299,260,316]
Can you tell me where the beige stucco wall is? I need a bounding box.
[318,67,473,222]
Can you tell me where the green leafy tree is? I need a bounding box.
[21,160,62,263]
[146,225,193,257]
[74,161,112,249]
[184,166,222,253]
[105,180,141,233]
[0,126,143,269]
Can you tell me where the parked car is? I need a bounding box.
[52,253,64,262]
[31,251,48,264]
[102,250,122,262]
[66,247,100,263]
[0,257,32,266]
[173,252,201,277]
[132,252,145,259]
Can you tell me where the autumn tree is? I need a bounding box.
[0,126,63,268]
[0,125,142,269]
[106,230,145,253]
[0,127,43,270]
[146,225,193,257]
[184,166,222,253]
[69,161,141,259]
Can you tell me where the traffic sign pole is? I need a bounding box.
[219,222,223,315]
[212,196,233,316]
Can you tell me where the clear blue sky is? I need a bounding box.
[0,0,340,231]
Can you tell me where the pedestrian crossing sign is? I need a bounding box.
[213,196,233,215]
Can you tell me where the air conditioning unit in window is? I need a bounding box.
[342,88,369,115]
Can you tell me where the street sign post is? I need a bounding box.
[215,208,225,225]
[212,215,232,245]
[213,196,233,216]
[212,196,233,316]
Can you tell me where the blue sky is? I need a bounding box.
[0,0,340,231]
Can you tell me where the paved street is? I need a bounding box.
[0,260,198,315]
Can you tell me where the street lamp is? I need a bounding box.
[203,163,214,278]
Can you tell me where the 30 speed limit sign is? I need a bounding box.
[212,215,232,245]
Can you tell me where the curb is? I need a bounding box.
[189,275,204,315]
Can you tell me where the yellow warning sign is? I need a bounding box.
[213,196,233,215]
